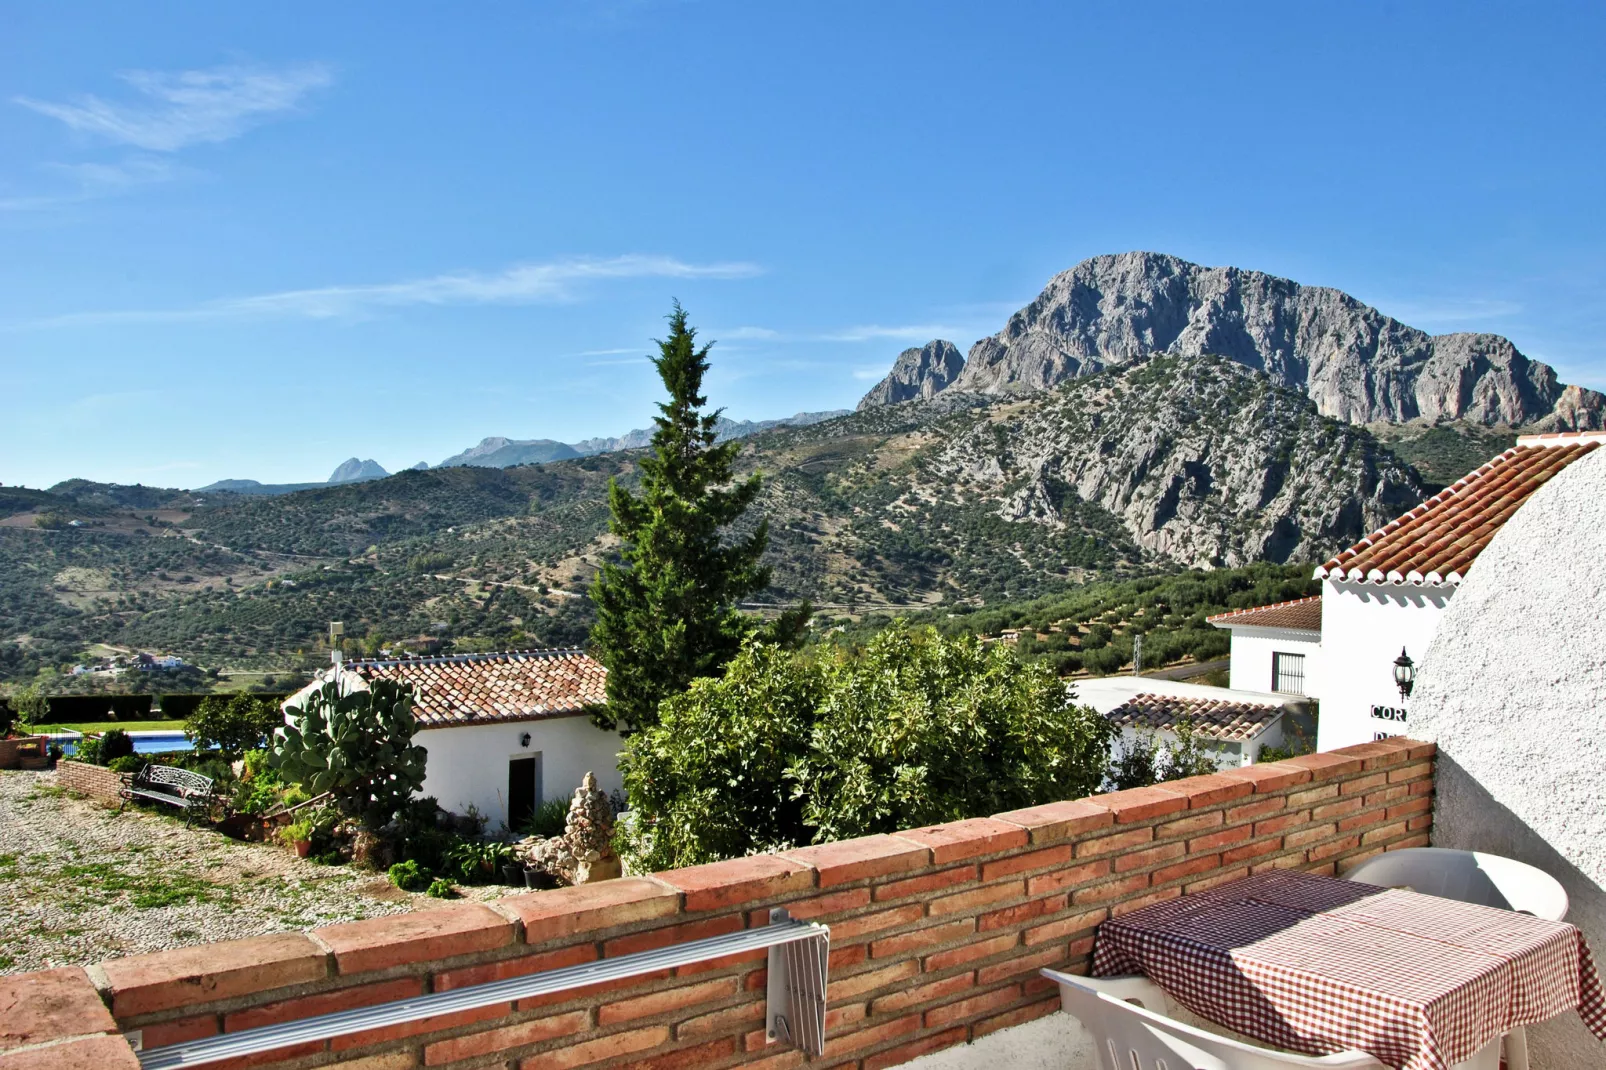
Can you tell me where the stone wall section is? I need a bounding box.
[0,738,1435,1070]
[54,759,125,804]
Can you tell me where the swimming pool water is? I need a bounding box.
[56,731,192,756]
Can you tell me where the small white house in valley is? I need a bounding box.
[288,649,622,831]
[1072,675,1301,770]
[1212,430,1604,752]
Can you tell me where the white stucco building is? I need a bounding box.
[1072,675,1299,770]
[1211,431,1604,752]
[1407,443,1606,1069]
[289,649,623,831]
[1207,596,1323,698]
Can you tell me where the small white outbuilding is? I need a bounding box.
[288,649,622,832]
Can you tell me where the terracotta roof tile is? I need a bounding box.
[1206,596,1322,633]
[1315,435,1600,588]
[1105,693,1285,742]
[344,649,606,728]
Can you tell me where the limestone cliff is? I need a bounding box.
[860,252,1602,431]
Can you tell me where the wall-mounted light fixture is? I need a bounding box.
[519,732,532,749]
[1393,647,1415,701]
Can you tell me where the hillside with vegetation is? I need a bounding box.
[824,562,1318,677]
[0,354,1439,689]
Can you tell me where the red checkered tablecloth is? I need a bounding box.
[1091,870,1606,1070]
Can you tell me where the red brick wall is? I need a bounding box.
[55,759,125,803]
[0,736,46,770]
[0,738,1435,1070]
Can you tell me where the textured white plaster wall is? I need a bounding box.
[1226,627,1323,697]
[415,717,623,829]
[1410,446,1606,1069]
[1317,580,1451,750]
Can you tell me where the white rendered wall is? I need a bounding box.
[415,716,623,830]
[1315,580,1450,751]
[1226,627,1323,698]
[1409,447,1606,1070]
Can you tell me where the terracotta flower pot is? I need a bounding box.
[294,839,312,858]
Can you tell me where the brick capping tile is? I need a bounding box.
[1219,763,1311,793]
[1279,751,1367,781]
[1088,785,1190,823]
[315,902,516,976]
[0,968,119,1052]
[656,854,815,913]
[991,799,1113,843]
[98,931,330,1018]
[500,878,681,945]
[893,818,1029,864]
[0,1035,142,1070]
[780,835,931,888]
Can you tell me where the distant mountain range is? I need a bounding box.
[200,411,851,495]
[858,251,1605,431]
[196,457,423,497]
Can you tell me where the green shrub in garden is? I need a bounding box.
[99,729,135,765]
[108,754,145,774]
[425,877,455,898]
[388,859,430,891]
[621,623,1113,871]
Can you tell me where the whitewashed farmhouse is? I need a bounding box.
[288,649,622,831]
[1212,430,1603,751]
[1073,675,1301,770]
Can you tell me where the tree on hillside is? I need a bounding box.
[589,303,808,733]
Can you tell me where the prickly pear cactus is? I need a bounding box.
[268,677,427,823]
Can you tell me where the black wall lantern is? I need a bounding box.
[519,732,532,749]
[1393,647,1415,701]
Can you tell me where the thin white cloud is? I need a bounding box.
[0,155,183,212]
[24,255,765,327]
[852,366,889,380]
[15,63,333,151]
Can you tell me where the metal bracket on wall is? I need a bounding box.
[137,913,831,1069]
[766,907,830,1056]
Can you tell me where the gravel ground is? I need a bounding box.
[0,769,513,975]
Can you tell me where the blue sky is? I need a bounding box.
[3,2,1603,489]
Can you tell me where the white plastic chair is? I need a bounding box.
[1343,847,1567,1070]
[1341,847,1568,920]
[1043,969,1388,1069]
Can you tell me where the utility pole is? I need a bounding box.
[1133,633,1144,676]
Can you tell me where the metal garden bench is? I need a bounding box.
[119,763,215,824]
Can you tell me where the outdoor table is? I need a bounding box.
[1091,869,1606,1070]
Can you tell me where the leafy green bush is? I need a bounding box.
[425,877,455,898]
[621,624,1114,871]
[108,754,145,774]
[519,797,569,839]
[100,729,135,764]
[72,735,103,765]
[388,859,430,891]
[269,679,427,824]
[185,693,283,761]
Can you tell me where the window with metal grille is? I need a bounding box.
[1272,652,1306,695]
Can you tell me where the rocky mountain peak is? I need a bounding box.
[856,340,966,410]
[857,252,1602,431]
[327,458,389,484]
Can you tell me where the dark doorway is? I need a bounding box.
[508,755,539,829]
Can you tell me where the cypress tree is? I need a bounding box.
[589,302,807,733]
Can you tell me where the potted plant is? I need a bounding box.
[281,818,315,858]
